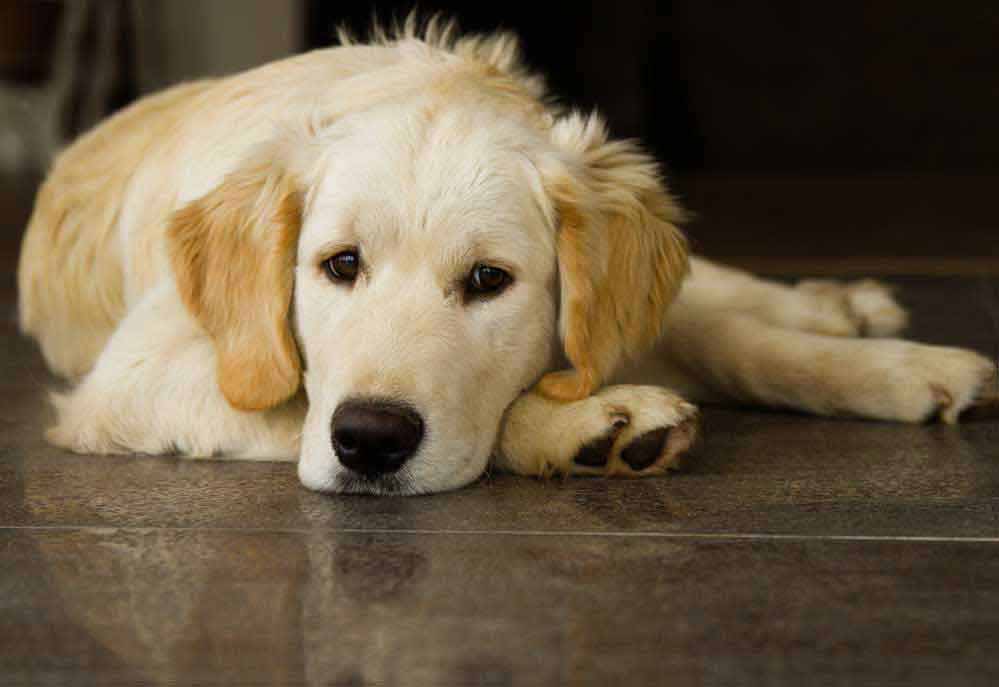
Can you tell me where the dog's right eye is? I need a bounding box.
[323,250,360,283]
[464,263,512,300]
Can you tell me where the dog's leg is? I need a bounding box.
[686,258,908,337]
[658,302,996,423]
[495,385,699,478]
[46,283,305,460]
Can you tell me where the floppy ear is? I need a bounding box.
[537,113,690,401]
[167,155,303,412]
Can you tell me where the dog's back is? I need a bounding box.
[18,80,215,378]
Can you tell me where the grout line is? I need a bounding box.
[3,524,999,543]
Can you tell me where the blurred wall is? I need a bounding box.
[0,0,304,173]
[131,0,303,92]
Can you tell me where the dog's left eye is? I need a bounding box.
[466,264,511,298]
[323,250,360,283]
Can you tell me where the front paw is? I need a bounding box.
[565,386,699,477]
[498,385,699,478]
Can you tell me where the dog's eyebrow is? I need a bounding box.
[306,205,363,256]
[438,227,527,272]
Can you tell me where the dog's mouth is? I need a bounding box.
[333,469,415,496]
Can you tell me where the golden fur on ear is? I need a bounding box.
[168,158,303,412]
[538,113,690,401]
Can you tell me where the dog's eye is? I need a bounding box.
[466,264,511,298]
[323,250,360,282]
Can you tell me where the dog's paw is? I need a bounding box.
[45,390,123,454]
[796,279,909,338]
[861,344,997,424]
[499,385,699,479]
[561,386,699,478]
[905,346,997,424]
[843,279,910,337]
[46,387,179,456]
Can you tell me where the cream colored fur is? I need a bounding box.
[18,19,996,494]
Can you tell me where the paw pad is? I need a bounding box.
[572,431,617,467]
[620,428,671,471]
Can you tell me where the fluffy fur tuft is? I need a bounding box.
[335,12,548,102]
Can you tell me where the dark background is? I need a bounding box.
[1,0,997,274]
[310,1,999,175]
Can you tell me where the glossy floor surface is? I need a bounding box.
[3,177,999,685]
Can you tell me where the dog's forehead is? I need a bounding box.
[301,102,552,256]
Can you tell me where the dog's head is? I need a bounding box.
[167,34,687,494]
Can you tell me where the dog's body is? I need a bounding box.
[19,23,995,494]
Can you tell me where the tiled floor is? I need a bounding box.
[2,176,999,685]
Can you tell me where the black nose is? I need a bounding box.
[331,399,425,477]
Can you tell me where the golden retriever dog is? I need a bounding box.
[18,19,996,494]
